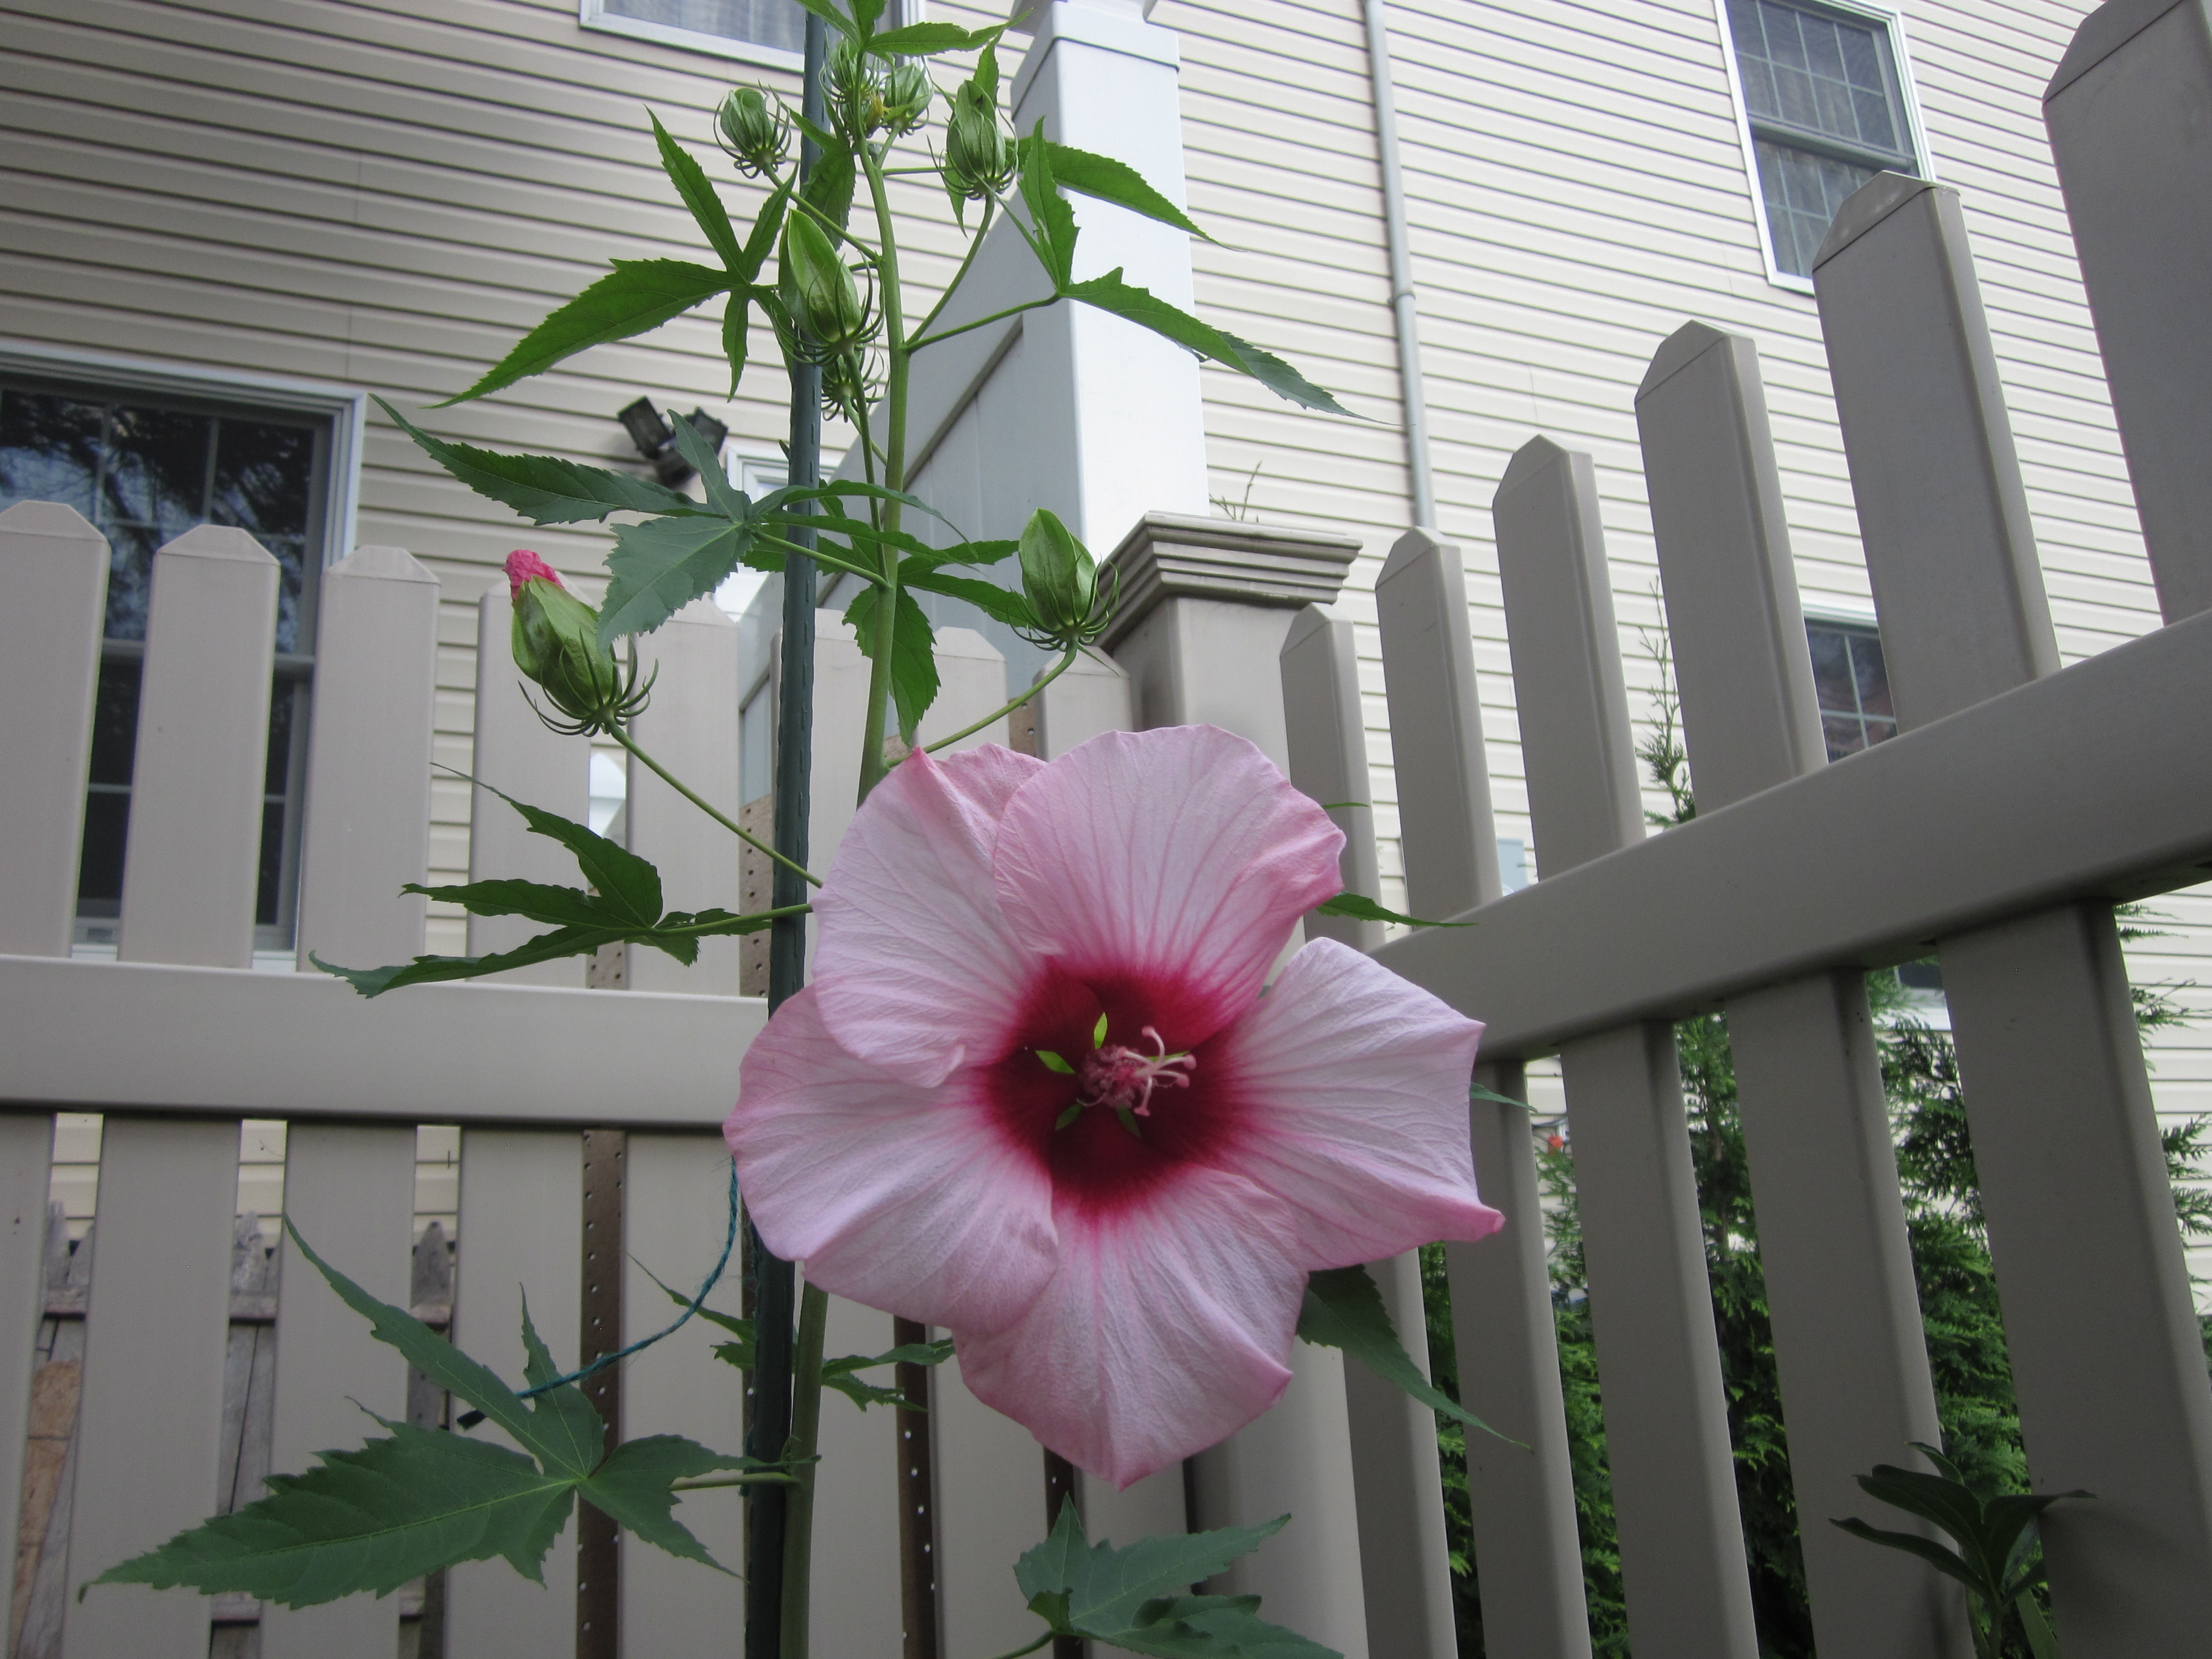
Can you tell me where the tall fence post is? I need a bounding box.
[1816,169,2212,1653]
[469,583,589,985]
[1279,601,1454,1659]
[1102,513,1371,1659]
[1492,438,1760,1659]
[1374,525,1593,1658]
[1635,323,1965,1658]
[2044,0,2212,624]
[264,541,439,1659]
[65,525,270,1657]
[0,500,97,1645]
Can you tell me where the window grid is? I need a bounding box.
[1806,618,1897,759]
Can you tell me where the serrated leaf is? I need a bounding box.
[787,0,857,39]
[402,879,628,931]
[651,111,744,270]
[851,0,884,33]
[803,133,857,231]
[865,20,997,53]
[1059,271,1350,416]
[1311,893,1473,929]
[847,584,939,736]
[900,562,1038,629]
[1297,1266,1509,1443]
[88,1421,577,1606]
[1018,123,1079,286]
[516,1296,607,1478]
[312,927,617,995]
[495,789,664,924]
[1045,141,1212,242]
[444,260,732,404]
[578,1435,761,1572]
[1016,1505,1295,1640]
[667,413,750,520]
[819,1338,955,1410]
[377,399,699,525]
[1116,1593,1340,1658]
[602,515,766,644]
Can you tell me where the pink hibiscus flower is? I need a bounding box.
[726,724,1503,1488]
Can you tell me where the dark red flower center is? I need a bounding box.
[980,963,1245,1218]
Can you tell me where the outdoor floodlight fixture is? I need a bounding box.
[617,397,730,487]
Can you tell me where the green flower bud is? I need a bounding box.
[880,61,932,137]
[828,38,883,139]
[780,211,872,356]
[1016,509,1113,648]
[943,80,1014,201]
[717,86,788,177]
[504,551,650,734]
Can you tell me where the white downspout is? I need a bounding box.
[1363,0,1436,529]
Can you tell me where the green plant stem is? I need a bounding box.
[980,1636,1053,1659]
[670,1473,799,1490]
[923,640,1081,753]
[911,195,997,342]
[856,138,911,794]
[750,533,883,587]
[908,294,1055,353]
[779,1280,831,1659]
[609,727,822,888]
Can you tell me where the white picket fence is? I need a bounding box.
[2,5,2211,1658]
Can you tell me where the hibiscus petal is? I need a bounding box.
[727,987,1057,1335]
[813,743,1047,1086]
[992,726,1344,1048]
[954,1167,1310,1489]
[1211,937,1504,1264]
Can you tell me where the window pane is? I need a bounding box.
[1821,714,1867,757]
[1807,620,1896,761]
[99,404,208,541]
[214,419,316,651]
[1849,630,1893,717]
[1807,623,1856,713]
[1754,138,1876,276]
[0,390,100,518]
[603,0,806,51]
[1731,0,1907,158]
[86,659,142,789]
[255,796,288,928]
[103,523,161,643]
[77,792,129,916]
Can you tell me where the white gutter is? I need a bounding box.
[1362,0,1436,528]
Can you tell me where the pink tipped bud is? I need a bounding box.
[505,549,563,598]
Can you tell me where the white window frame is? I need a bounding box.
[1712,0,1938,295]
[579,0,925,68]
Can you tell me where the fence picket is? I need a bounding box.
[1493,436,1760,1659]
[293,545,439,973]
[625,601,743,994]
[1818,171,2212,1651]
[0,502,107,959]
[1371,525,1590,1656]
[2044,0,2212,623]
[446,1129,582,1653]
[1636,321,1961,1657]
[1032,649,1131,759]
[469,586,589,985]
[618,1134,750,1651]
[1280,606,1384,954]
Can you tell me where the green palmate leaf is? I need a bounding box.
[845,583,941,736]
[377,399,700,524]
[1015,1507,1333,1657]
[1058,271,1350,416]
[865,20,999,53]
[900,563,1039,630]
[90,1420,578,1605]
[910,536,1019,571]
[1312,892,1473,929]
[722,293,752,398]
[801,124,857,232]
[444,260,732,404]
[650,111,744,270]
[851,0,884,33]
[1019,124,1079,286]
[403,878,631,932]
[602,514,767,645]
[495,789,663,923]
[668,413,750,519]
[577,1436,759,1573]
[1297,1266,1510,1443]
[721,181,790,395]
[1045,141,1213,242]
[1469,1082,1530,1109]
[313,926,615,996]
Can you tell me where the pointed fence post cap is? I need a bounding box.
[1637,320,1738,404]
[2046,0,2183,100]
[1813,171,1940,272]
[156,524,279,565]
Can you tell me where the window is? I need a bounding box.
[0,377,336,953]
[580,0,920,64]
[1805,615,1895,759]
[1721,0,1922,280]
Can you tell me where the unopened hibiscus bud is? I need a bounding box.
[504,550,648,735]
[828,38,883,138]
[780,211,872,356]
[880,61,932,137]
[943,80,1014,201]
[1016,508,1112,648]
[718,86,788,176]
